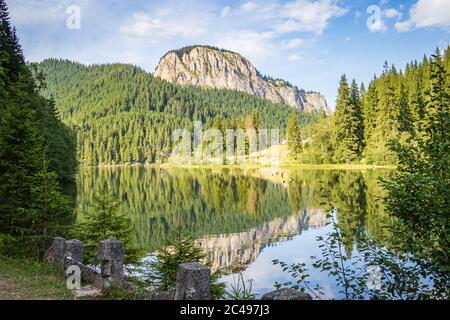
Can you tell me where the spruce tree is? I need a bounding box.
[332,75,363,163]
[0,2,75,257]
[287,111,302,160]
[351,79,365,153]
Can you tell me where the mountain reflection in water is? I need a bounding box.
[76,166,392,296]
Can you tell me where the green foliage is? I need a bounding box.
[384,48,450,272]
[287,111,302,159]
[162,45,238,61]
[223,273,256,300]
[297,46,450,166]
[273,260,324,299]
[147,237,206,291]
[274,216,449,300]
[274,53,450,298]
[140,236,225,299]
[298,116,334,164]
[332,75,364,163]
[74,192,142,265]
[0,1,76,258]
[76,167,392,254]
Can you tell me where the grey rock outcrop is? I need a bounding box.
[154,46,331,115]
[174,262,211,300]
[261,287,313,300]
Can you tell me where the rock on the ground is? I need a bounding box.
[261,288,313,300]
[63,239,84,264]
[72,285,102,299]
[96,239,124,289]
[174,262,211,300]
[44,237,66,264]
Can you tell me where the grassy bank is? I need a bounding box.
[0,256,74,300]
[88,162,396,171]
[83,145,397,171]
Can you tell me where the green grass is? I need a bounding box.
[0,256,74,300]
[279,163,396,170]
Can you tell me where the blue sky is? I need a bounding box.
[7,0,450,109]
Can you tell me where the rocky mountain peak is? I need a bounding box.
[154,45,331,115]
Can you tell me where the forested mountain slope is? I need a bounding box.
[37,59,320,166]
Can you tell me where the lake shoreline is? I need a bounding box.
[79,163,396,171]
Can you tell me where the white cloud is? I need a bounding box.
[368,19,387,32]
[395,20,414,32]
[287,52,305,62]
[214,31,277,65]
[383,8,402,20]
[277,0,348,35]
[220,6,231,18]
[395,0,450,32]
[282,38,305,49]
[237,0,348,35]
[241,2,259,12]
[8,0,95,25]
[121,12,208,40]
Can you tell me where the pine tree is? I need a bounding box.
[287,111,302,159]
[351,79,365,152]
[0,0,25,81]
[0,3,75,257]
[422,48,450,176]
[332,75,364,163]
[0,93,44,236]
[75,192,141,264]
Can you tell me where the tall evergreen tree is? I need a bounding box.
[0,1,75,257]
[287,111,302,159]
[351,79,365,152]
[0,0,77,182]
[332,75,364,163]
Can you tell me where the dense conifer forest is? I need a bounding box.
[0,0,76,257]
[297,46,450,165]
[36,59,320,166]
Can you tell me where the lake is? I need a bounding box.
[75,167,392,299]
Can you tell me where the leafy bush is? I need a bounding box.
[273,216,450,300]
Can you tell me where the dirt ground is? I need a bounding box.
[0,277,27,300]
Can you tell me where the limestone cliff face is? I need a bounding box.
[154,46,331,115]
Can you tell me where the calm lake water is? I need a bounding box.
[76,167,392,299]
